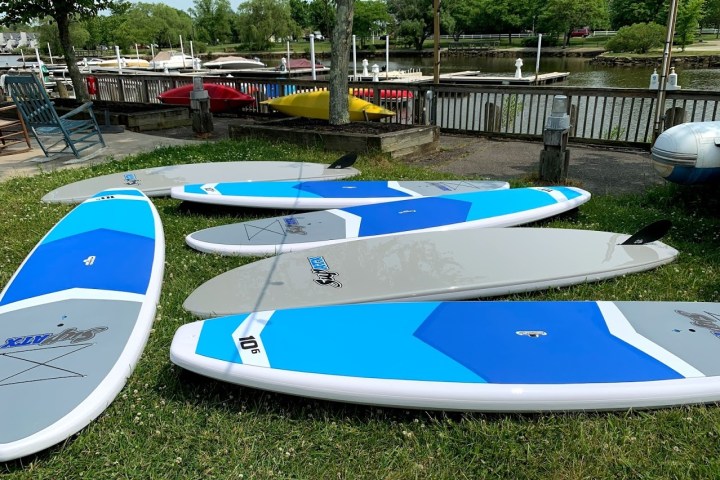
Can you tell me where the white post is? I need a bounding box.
[34,47,44,82]
[352,35,357,80]
[286,40,291,73]
[310,34,316,80]
[180,35,186,68]
[190,41,196,70]
[385,35,389,79]
[135,43,140,62]
[115,45,122,74]
[47,42,53,64]
[535,34,542,81]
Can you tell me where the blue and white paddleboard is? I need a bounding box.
[171,301,720,412]
[170,180,510,209]
[183,222,677,317]
[42,157,361,204]
[0,189,165,462]
[185,186,591,256]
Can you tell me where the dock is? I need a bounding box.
[382,71,570,85]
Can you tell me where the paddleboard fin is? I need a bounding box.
[620,219,672,245]
[328,153,358,169]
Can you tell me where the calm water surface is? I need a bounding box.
[3,53,717,91]
[380,55,719,90]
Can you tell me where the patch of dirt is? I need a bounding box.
[264,117,417,135]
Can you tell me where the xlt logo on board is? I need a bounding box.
[675,309,720,338]
[307,256,342,288]
[1,326,109,349]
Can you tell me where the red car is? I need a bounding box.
[571,27,591,38]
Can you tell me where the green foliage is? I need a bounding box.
[106,3,193,49]
[308,0,335,39]
[538,0,609,46]
[605,22,666,53]
[353,0,391,46]
[189,0,236,44]
[608,0,667,29]
[236,0,297,50]
[676,0,705,51]
[36,18,90,54]
[388,0,454,50]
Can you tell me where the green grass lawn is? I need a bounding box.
[2,139,720,478]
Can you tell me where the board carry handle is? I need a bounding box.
[620,219,672,245]
[328,153,358,169]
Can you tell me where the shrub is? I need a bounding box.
[522,36,560,47]
[605,22,666,53]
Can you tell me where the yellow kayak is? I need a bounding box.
[262,90,395,121]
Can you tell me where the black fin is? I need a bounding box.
[621,219,672,245]
[327,153,358,169]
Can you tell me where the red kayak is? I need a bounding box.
[351,88,414,101]
[158,84,256,113]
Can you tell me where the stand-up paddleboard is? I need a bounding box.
[185,186,590,256]
[171,180,510,209]
[0,189,164,462]
[172,300,720,412]
[183,221,677,317]
[41,154,361,204]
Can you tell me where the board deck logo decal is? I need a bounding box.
[1,326,109,387]
[307,256,342,288]
[1,326,108,349]
[123,173,141,186]
[283,217,306,235]
[675,309,720,338]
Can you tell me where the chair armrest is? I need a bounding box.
[60,101,95,119]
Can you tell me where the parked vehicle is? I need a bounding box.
[304,31,324,41]
[570,27,592,38]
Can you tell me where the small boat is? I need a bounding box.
[204,56,265,70]
[98,58,150,69]
[262,91,395,121]
[158,83,256,113]
[351,87,414,102]
[651,121,720,184]
[283,58,325,70]
[149,51,201,70]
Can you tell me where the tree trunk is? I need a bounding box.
[329,0,354,125]
[56,15,88,102]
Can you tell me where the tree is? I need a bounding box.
[0,0,123,101]
[37,17,90,56]
[190,0,235,44]
[675,0,705,50]
[112,3,193,49]
[443,0,481,41]
[703,0,720,36]
[387,0,453,50]
[476,0,525,43]
[329,0,353,125]
[236,0,297,50]
[308,0,335,37]
[353,0,391,46]
[537,0,608,46]
[289,0,312,31]
[608,0,667,30]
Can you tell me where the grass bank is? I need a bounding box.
[2,139,720,478]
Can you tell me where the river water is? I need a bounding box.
[376,55,720,91]
[3,52,717,91]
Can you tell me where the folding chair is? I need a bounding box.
[5,74,105,160]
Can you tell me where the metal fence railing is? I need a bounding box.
[86,73,720,148]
